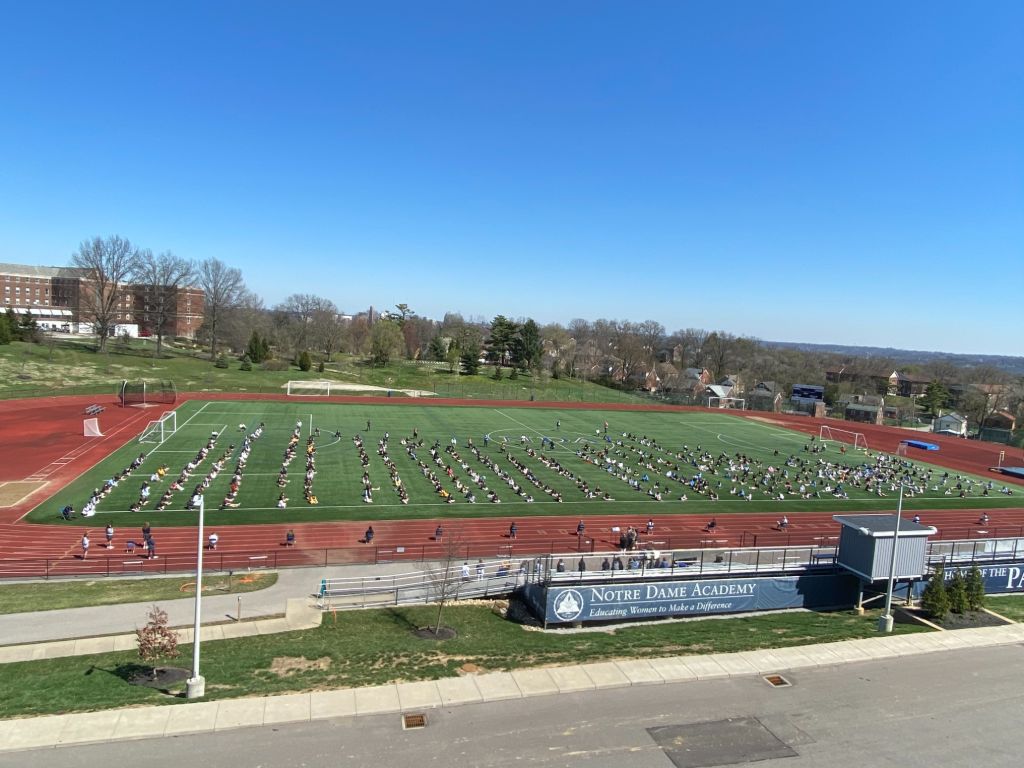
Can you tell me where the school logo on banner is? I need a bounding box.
[552,589,584,622]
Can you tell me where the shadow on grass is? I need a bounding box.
[91,663,190,695]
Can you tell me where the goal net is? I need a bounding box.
[819,425,868,451]
[120,379,177,408]
[83,417,104,437]
[896,442,909,457]
[707,397,746,410]
[286,380,334,396]
[139,410,177,444]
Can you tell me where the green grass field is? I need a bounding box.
[0,603,928,719]
[0,572,277,615]
[0,339,643,404]
[29,400,1021,528]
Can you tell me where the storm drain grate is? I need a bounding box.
[763,674,792,688]
[402,713,427,730]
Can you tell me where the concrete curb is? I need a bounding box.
[2,622,1024,753]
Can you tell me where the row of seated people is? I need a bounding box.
[220,423,264,509]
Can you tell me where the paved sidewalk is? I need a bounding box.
[2,622,1023,753]
[0,562,430,646]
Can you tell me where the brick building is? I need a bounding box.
[0,262,203,338]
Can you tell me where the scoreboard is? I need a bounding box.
[791,384,824,402]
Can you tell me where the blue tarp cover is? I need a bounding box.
[903,440,939,451]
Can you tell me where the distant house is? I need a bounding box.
[933,412,967,437]
[719,374,743,394]
[985,410,1017,431]
[704,384,734,405]
[680,367,712,397]
[748,381,783,412]
[843,396,883,425]
[825,366,929,397]
[889,371,930,397]
[654,362,681,392]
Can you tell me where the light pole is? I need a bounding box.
[878,483,905,633]
[186,495,206,698]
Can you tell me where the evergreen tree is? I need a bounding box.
[459,350,479,375]
[18,311,39,342]
[965,565,986,611]
[246,331,267,363]
[0,312,11,345]
[519,318,543,370]
[493,364,504,381]
[921,381,951,416]
[298,350,312,371]
[5,308,21,341]
[487,315,519,367]
[920,565,950,621]
[948,570,968,614]
[428,335,447,362]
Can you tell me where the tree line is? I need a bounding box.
[14,234,1018,438]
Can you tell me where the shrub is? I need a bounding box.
[948,570,969,614]
[921,565,950,621]
[493,366,503,381]
[240,359,253,371]
[298,350,312,372]
[317,360,325,373]
[261,360,289,372]
[966,565,986,611]
[509,368,519,380]
[214,354,229,369]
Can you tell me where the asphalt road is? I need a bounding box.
[5,644,1023,768]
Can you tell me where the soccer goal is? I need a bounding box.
[120,379,177,408]
[819,425,868,451]
[707,397,746,410]
[139,411,177,444]
[286,380,334,396]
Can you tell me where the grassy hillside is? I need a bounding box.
[0,338,642,404]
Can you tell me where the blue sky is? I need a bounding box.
[1,2,1021,355]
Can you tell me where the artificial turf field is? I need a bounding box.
[27,399,1022,528]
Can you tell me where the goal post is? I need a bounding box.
[707,396,746,410]
[83,417,104,437]
[286,380,333,397]
[895,441,909,457]
[138,410,177,445]
[819,425,868,451]
[120,379,177,408]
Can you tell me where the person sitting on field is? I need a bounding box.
[60,505,75,520]
[277,493,288,509]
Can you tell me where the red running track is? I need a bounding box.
[0,394,1021,578]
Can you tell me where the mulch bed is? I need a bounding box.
[933,610,1010,630]
[127,666,191,688]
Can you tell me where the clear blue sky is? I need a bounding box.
[1,2,1021,355]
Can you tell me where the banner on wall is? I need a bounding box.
[541,573,855,624]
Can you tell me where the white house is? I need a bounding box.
[932,412,967,437]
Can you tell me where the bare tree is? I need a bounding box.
[701,331,737,380]
[310,304,344,361]
[346,316,371,355]
[197,258,245,360]
[131,250,195,358]
[71,235,141,352]
[426,526,468,637]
